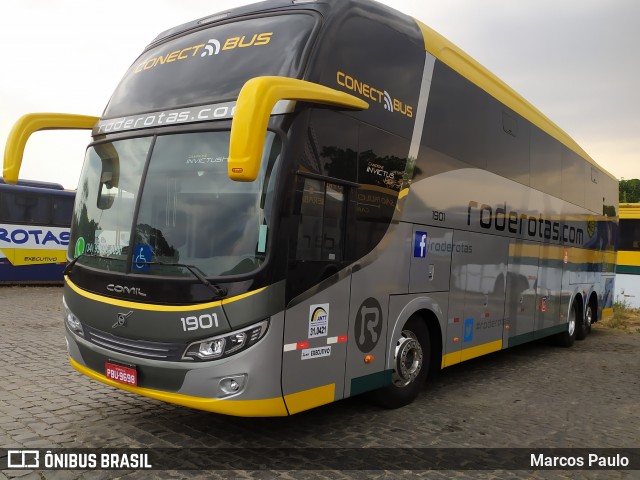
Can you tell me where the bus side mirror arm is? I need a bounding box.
[228,76,369,182]
[2,113,98,184]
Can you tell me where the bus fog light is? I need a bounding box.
[218,375,247,396]
[63,297,84,337]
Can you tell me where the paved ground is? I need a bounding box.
[0,286,638,479]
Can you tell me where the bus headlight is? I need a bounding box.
[63,296,84,337]
[182,320,269,361]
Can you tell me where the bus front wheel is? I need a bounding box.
[371,317,430,409]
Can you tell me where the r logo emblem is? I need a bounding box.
[354,298,383,353]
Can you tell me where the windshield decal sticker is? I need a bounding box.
[258,225,268,253]
[95,100,294,135]
[186,154,226,165]
[133,245,153,271]
[74,237,85,257]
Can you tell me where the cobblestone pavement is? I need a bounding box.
[1,286,638,479]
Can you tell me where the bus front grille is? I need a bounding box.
[83,325,185,361]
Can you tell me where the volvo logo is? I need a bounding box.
[113,311,133,329]
[107,284,147,297]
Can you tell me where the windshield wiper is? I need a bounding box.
[64,254,124,276]
[143,261,228,298]
[63,255,82,276]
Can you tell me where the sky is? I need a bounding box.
[1,0,638,189]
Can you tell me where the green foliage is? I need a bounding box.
[606,299,640,333]
[619,178,640,203]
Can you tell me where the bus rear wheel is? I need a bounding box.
[371,317,430,409]
[576,301,594,340]
[556,302,577,347]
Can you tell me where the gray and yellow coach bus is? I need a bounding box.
[4,0,617,416]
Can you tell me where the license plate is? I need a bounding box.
[105,362,137,386]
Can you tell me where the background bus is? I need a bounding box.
[616,203,640,307]
[0,178,74,283]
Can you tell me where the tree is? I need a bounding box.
[619,179,640,203]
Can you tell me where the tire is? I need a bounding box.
[371,317,430,409]
[556,302,577,347]
[586,302,594,334]
[576,301,594,340]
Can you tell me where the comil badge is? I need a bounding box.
[308,304,329,338]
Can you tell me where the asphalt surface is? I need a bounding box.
[1,286,639,479]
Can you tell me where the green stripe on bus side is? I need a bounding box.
[350,370,393,396]
[508,331,536,347]
[616,265,640,275]
[510,324,568,347]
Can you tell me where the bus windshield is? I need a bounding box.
[70,131,281,277]
[104,14,317,118]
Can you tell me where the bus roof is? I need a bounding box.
[0,178,65,190]
[119,0,615,183]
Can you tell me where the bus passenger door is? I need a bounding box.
[281,175,352,415]
[446,230,508,366]
[504,240,540,347]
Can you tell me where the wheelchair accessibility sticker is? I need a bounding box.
[133,245,153,271]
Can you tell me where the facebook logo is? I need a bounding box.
[413,231,428,258]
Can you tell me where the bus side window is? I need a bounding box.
[0,192,8,222]
[52,196,74,227]
[349,125,409,260]
[294,176,346,262]
[11,193,50,224]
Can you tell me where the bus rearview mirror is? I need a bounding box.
[228,76,368,182]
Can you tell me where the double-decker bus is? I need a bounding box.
[4,0,617,416]
[616,203,640,307]
[0,178,74,283]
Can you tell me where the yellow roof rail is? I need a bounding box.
[3,113,98,184]
[228,76,368,181]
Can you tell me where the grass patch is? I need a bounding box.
[599,300,640,333]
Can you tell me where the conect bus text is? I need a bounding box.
[467,201,584,245]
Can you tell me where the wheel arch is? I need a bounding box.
[387,297,444,374]
[568,290,584,325]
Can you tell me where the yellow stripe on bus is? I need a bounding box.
[2,248,66,266]
[284,384,335,415]
[441,339,503,368]
[70,357,288,417]
[65,276,265,312]
[617,251,640,268]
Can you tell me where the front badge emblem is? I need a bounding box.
[113,311,133,329]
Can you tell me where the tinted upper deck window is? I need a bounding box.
[104,14,316,118]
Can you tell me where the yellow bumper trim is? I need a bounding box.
[70,357,288,417]
[284,384,335,415]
